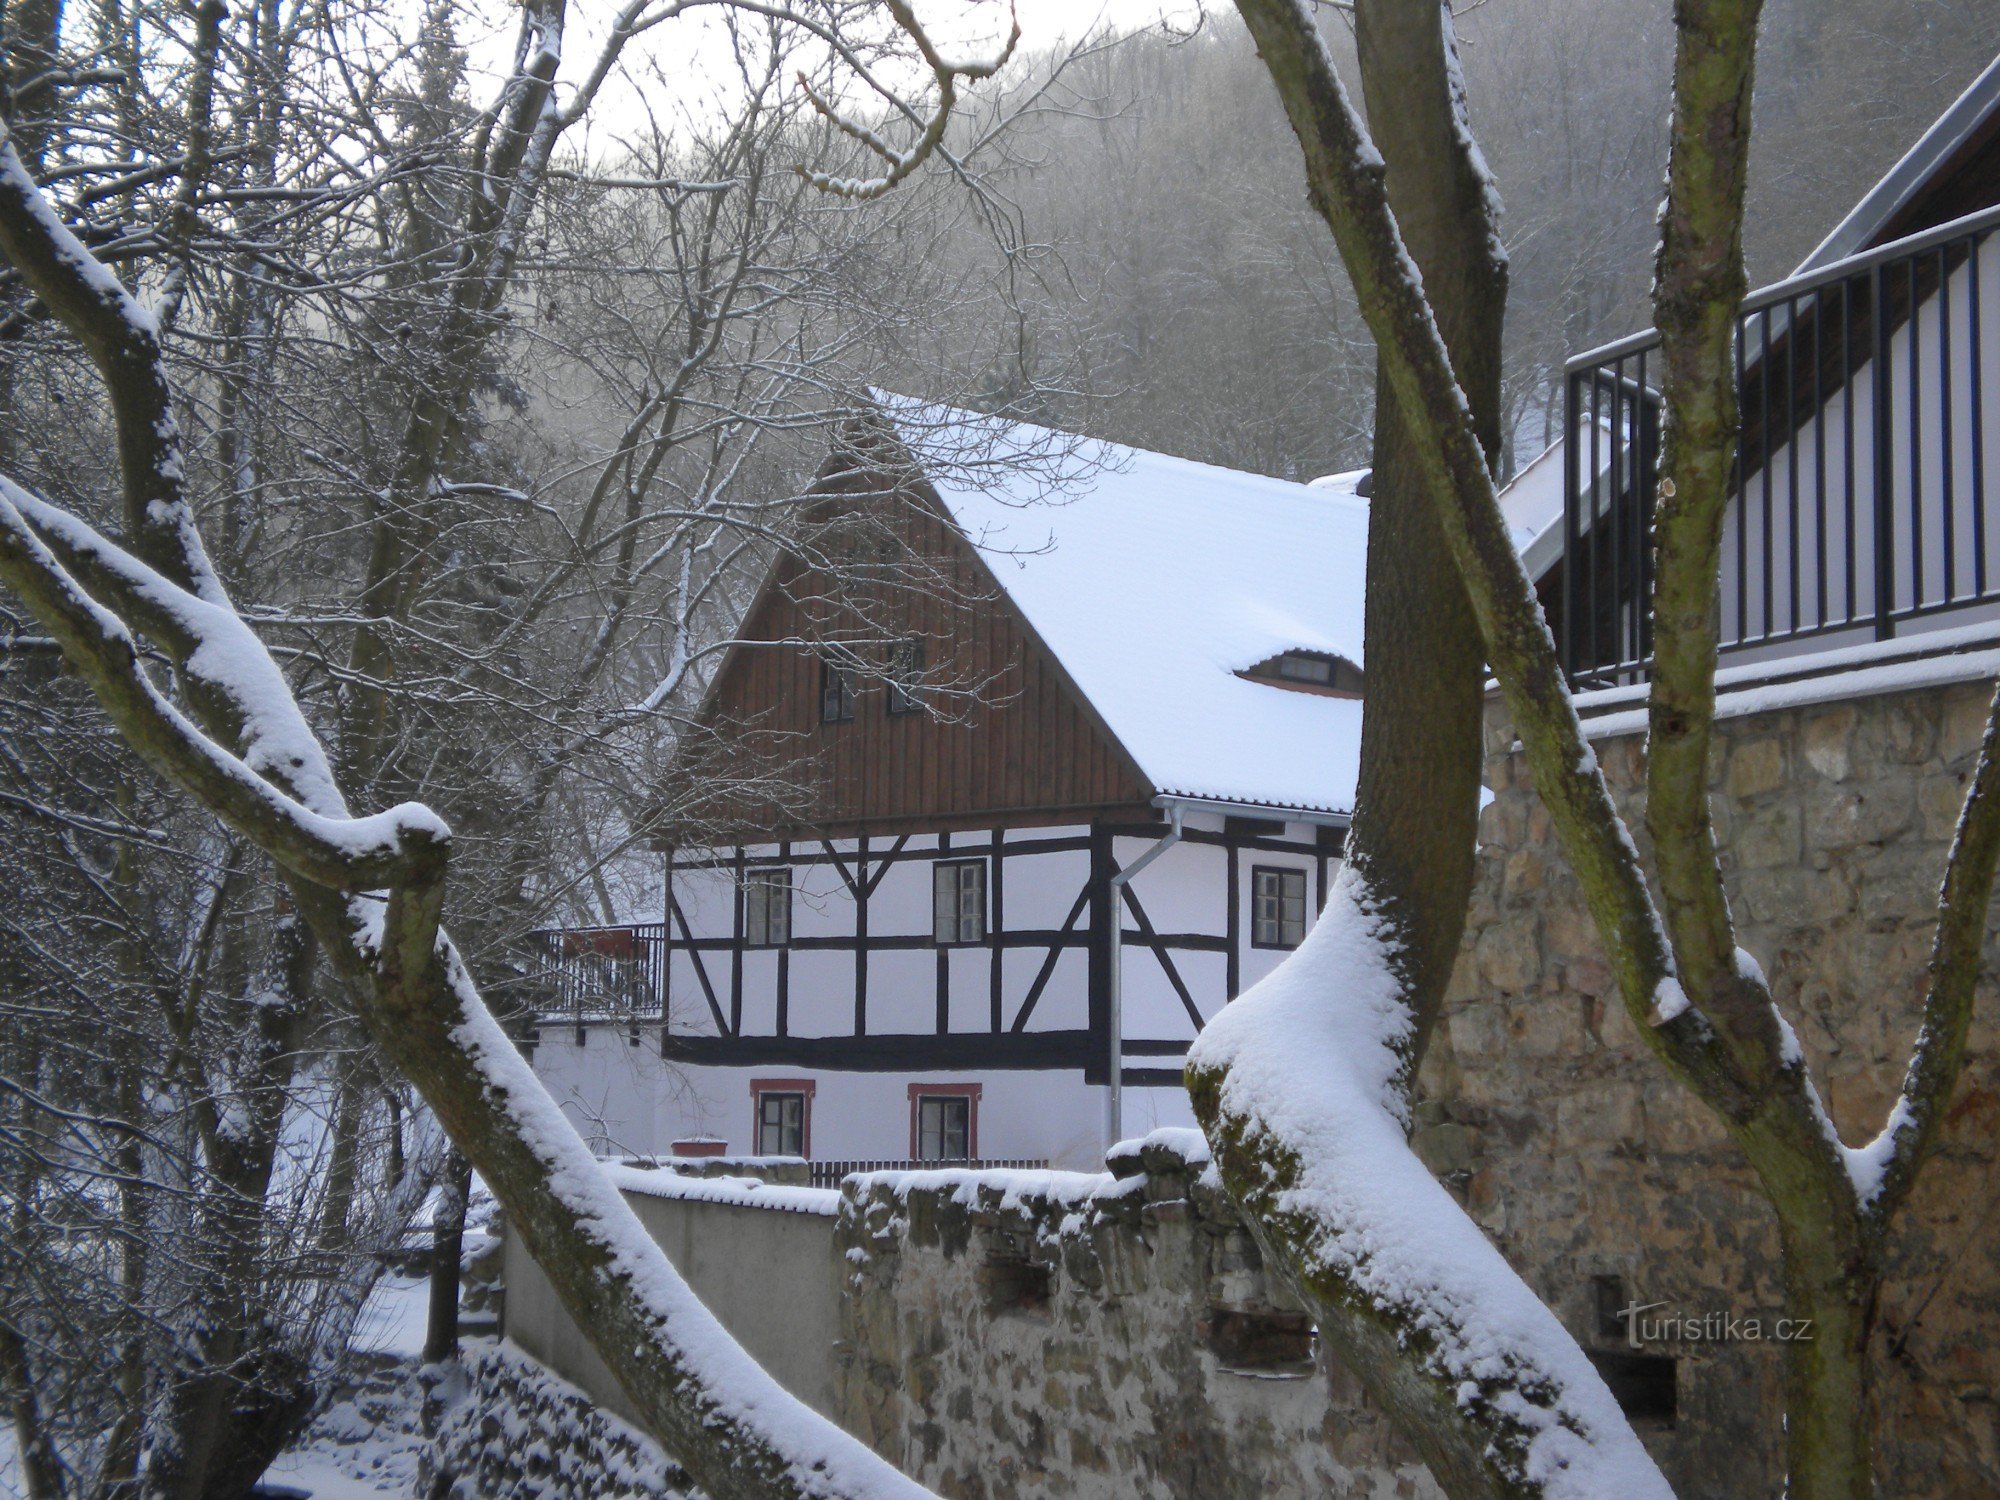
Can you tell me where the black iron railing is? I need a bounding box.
[1561,201,2000,687]
[808,1157,1051,1190]
[527,923,667,1022]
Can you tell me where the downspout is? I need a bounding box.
[1105,802,1185,1150]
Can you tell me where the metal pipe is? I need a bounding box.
[1105,803,1185,1151]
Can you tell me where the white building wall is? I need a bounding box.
[533,814,1337,1167]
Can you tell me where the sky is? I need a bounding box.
[462,0,1196,153]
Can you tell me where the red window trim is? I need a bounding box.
[907,1081,982,1160]
[749,1077,816,1158]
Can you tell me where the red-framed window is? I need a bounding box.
[907,1082,981,1162]
[749,1077,815,1158]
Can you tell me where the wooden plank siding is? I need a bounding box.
[676,471,1156,840]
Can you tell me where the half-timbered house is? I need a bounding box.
[529,405,1369,1173]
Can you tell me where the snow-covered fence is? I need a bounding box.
[502,1162,844,1427]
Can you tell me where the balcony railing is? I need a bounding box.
[527,923,667,1022]
[1560,200,2000,687]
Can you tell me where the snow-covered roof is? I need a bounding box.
[1500,425,1624,585]
[887,402,1367,820]
[1795,51,2000,274]
[1499,438,1569,582]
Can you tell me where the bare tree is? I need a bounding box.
[0,0,1048,1495]
[1190,1,2000,1497]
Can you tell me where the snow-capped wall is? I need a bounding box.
[833,1133,1433,1499]
[499,1143,1433,1498]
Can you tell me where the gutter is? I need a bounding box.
[1148,793,1352,830]
[1104,803,1184,1149]
[1101,796,1353,1148]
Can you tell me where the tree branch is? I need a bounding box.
[1644,0,1771,1060]
[0,129,224,603]
[1866,679,2000,1223]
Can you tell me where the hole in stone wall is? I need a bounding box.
[978,1252,1052,1315]
[1593,1274,1630,1341]
[1587,1350,1678,1425]
[1200,1308,1315,1371]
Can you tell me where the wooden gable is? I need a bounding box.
[671,458,1154,839]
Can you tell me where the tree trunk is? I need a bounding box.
[424,1153,473,1364]
[1348,0,1504,1066]
[1191,6,1667,1497]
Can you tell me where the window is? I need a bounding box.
[1251,866,1308,949]
[1276,653,1333,685]
[918,1097,970,1160]
[933,859,986,945]
[819,658,855,723]
[750,1078,814,1157]
[909,1083,981,1161]
[886,638,924,716]
[744,867,791,947]
[1242,650,1364,697]
[756,1092,804,1156]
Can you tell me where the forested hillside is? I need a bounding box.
[919,0,2000,480]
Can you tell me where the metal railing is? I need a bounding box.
[1561,201,2000,687]
[526,923,667,1023]
[807,1156,1050,1190]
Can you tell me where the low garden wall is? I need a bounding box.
[500,1160,844,1427]
[833,1131,1433,1499]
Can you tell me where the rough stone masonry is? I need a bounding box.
[1416,671,2000,1498]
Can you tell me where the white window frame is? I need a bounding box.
[933,858,987,945]
[744,866,791,948]
[1251,865,1309,950]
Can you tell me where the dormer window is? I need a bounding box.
[1241,651,1363,698]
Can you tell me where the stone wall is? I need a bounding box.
[1419,667,2000,1498]
[422,1340,689,1499]
[502,1164,843,1428]
[833,1133,1437,1500]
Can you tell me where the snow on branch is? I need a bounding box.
[1187,867,1672,1498]
[0,481,449,890]
[795,0,1020,199]
[386,925,940,1500]
[0,129,225,607]
[0,101,945,1496]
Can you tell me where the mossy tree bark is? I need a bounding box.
[1190,6,1676,1497]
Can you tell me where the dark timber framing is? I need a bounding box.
[636,815,1334,1078]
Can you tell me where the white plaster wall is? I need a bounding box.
[522,1040,1203,1168]
[540,818,1336,1165]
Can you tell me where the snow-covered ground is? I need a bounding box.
[261,1363,430,1500]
